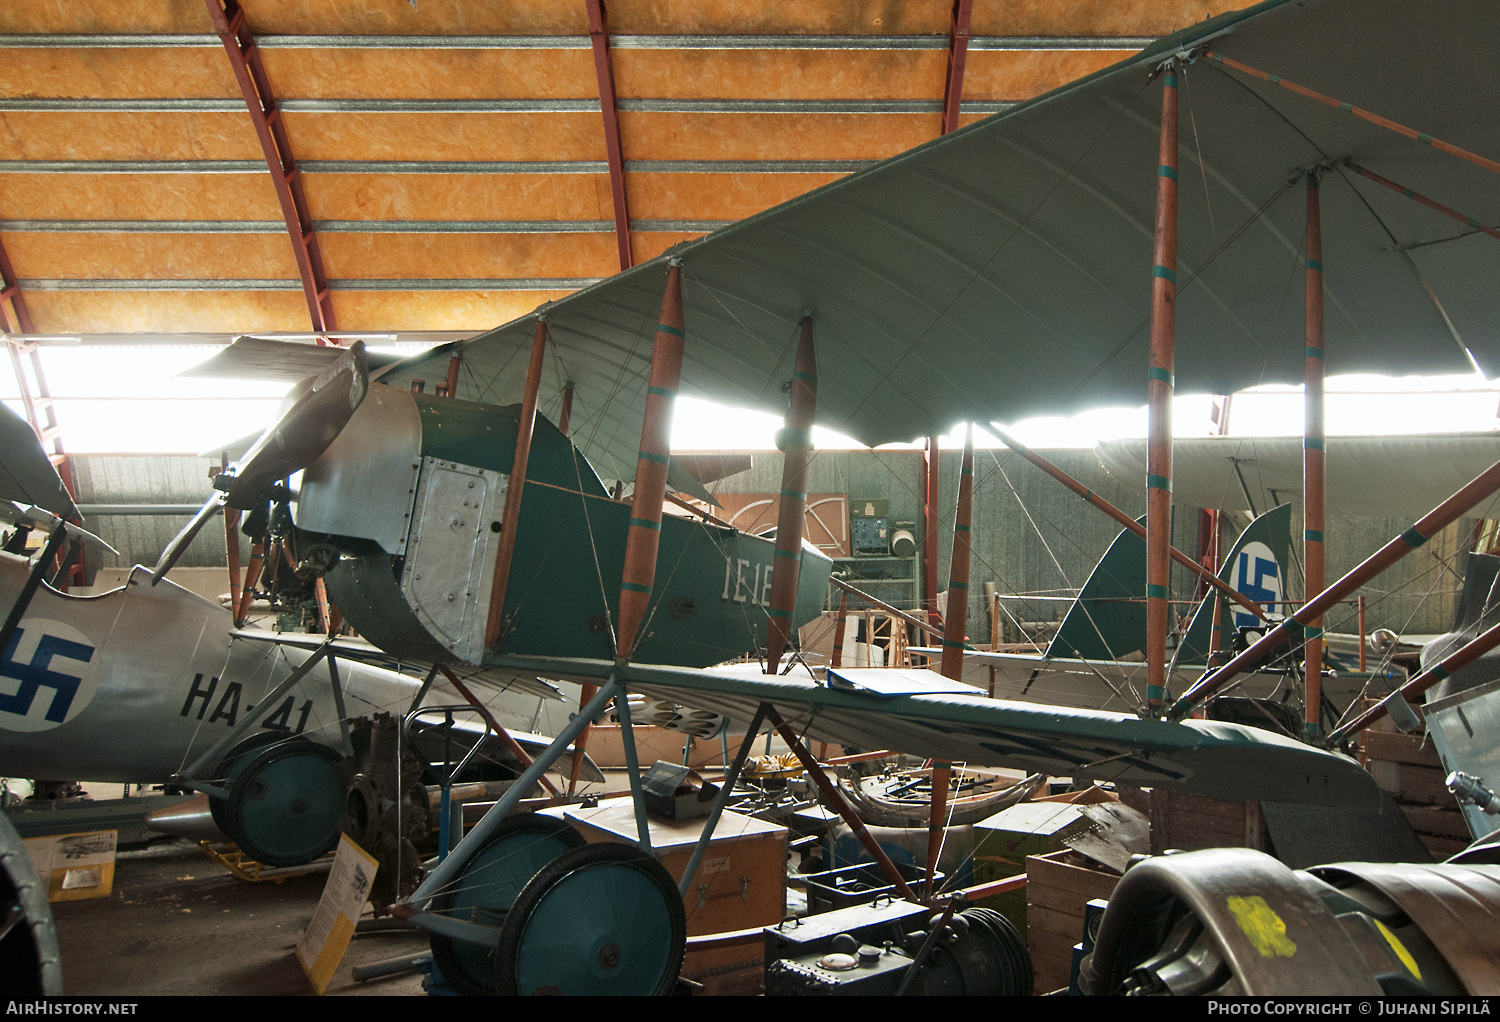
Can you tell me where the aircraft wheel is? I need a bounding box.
[427,814,585,996]
[494,842,686,996]
[206,731,306,836]
[226,742,345,867]
[0,811,62,994]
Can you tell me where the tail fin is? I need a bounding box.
[1177,503,1292,664]
[1045,512,1158,662]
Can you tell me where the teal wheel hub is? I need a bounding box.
[226,742,344,867]
[495,842,685,996]
[427,815,584,996]
[207,731,305,836]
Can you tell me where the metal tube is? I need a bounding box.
[567,682,598,795]
[1169,456,1500,719]
[234,539,263,627]
[404,675,622,912]
[930,426,975,890]
[829,576,936,641]
[0,523,67,659]
[677,703,770,898]
[924,436,941,620]
[766,316,817,673]
[1146,63,1180,712]
[178,641,332,781]
[616,260,686,657]
[767,707,917,903]
[831,591,849,668]
[1303,171,1327,736]
[439,666,560,797]
[224,506,242,621]
[484,318,549,649]
[1329,619,1500,743]
[613,687,653,855]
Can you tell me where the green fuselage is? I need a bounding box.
[314,388,832,670]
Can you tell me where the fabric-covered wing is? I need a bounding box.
[1097,434,1500,518]
[0,402,78,523]
[492,655,1380,810]
[383,0,1498,480]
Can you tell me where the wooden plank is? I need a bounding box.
[1028,947,1075,995]
[1399,804,1472,840]
[1390,765,1455,806]
[1025,850,1119,900]
[1025,903,1090,941]
[1163,790,1250,819]
[1418,833,1471,859]
[1363,730,1444,768]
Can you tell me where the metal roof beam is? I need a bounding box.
[0,159,876,174]
[587,0,631,271]
[0,238,36,333]
[17,278,604,292]
[0,96,1018,115]
[204,0,335,333]
[0,32,1153,50]
[941,0,974,135]
[0,219,731,234]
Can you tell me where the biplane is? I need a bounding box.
[6,0,1500,995]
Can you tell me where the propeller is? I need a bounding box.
[150,341,369,585]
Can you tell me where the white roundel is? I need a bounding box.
[1229,541,1283,629]
[0,618,102,733]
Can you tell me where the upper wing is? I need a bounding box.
[490,654,1380,810]
[383,0,1498,478]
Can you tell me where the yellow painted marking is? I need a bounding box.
[1373,918,1422,980]
[1226,895,1298,958]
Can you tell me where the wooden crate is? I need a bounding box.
[556,797,786,994]
[1361,727,1470,858]
[1026,849,1120,995]
[1148,789,1267,854]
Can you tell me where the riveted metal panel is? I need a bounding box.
[400,457,507,664]
[294,383,422,555]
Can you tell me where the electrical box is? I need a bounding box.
[850,498,890,555]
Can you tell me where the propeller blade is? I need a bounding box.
[223,341,369,509]
[0,402,79,522]
[149,493,224,585]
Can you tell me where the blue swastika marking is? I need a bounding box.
[1234,552,1280,628]
[0,627,96,724]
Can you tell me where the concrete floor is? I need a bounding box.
[51,837,431,997]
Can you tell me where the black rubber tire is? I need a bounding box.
[494,842,686,997]
[226,741,345,867]
[0,811,62,994]
[964,907,1034,996]
[426,814,585,996]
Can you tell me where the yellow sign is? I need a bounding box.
[23,830,117,903]
[294,834,379,995]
